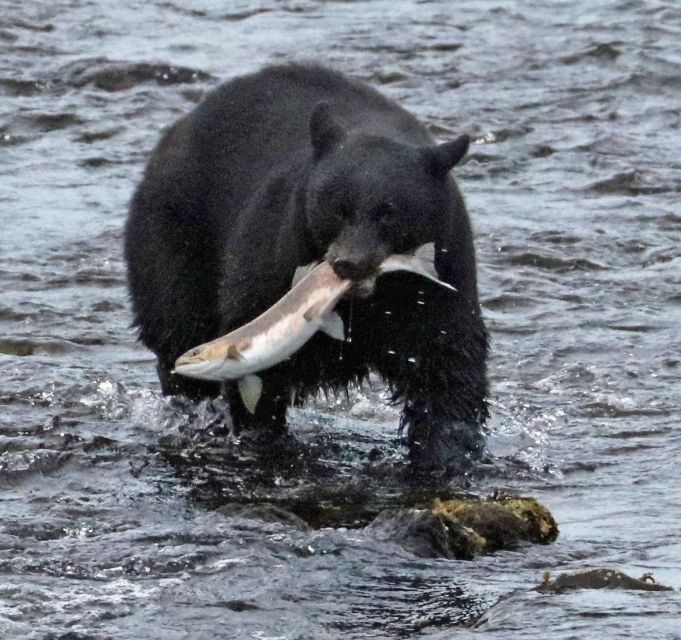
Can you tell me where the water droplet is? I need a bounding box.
[384,310,392,315]
[407,357,416,363]
[387,349,396,355]
[417,300,425,305]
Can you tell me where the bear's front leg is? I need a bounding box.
[368,283,489,473]
[406,323,488,473]
[224,373,291,437]
[401,395,486,473]
[377,350,488,473]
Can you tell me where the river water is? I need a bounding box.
[1,0,681,638]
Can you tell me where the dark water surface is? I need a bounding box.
[2,1,681,638]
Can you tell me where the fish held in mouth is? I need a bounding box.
[173,260,349,412]
[173,243,455,413]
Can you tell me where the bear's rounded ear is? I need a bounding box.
[423,134,471,177]
[310,101,345,157]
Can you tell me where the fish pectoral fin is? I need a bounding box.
[320,311,345,341]
[226,343,245,361]
[238,374,262,414]
[303,298,330,322]
[292,261,319,288]
[303,300,344,341]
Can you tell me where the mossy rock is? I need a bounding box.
[431,494,558,550]
[367,493,558,559]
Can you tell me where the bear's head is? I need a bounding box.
[303,102,469,291]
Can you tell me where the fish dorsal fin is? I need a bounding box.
[238,374,262,414]
[292,261,319,288]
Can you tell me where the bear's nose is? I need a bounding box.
[332,258,373,280]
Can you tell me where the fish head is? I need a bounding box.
[173,341,246,381]
[305,102,470,296]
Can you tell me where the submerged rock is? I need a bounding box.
[366,508,486,560]
[367,493,558,559]
[215,503,311,532]
[536,568,673,593]
[58,58,213,92]
[473,567,673,630]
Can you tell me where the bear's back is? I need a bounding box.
[194,64,432,151]
[157,66,430,211]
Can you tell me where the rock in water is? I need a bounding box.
[366,493,558,559]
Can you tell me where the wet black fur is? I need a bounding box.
[125,64,489,469]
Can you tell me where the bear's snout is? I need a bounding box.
[331,257,374,280]
[328,255,379,298]
[326,230,387,283]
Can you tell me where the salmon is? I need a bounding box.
[173,244,455,413]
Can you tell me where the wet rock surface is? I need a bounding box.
[432,495,558,550]
[536,568,673,594]
[367,508,487,560]
[367,494,557,559]
[59,58,214,92]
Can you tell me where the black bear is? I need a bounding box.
[125,64,488,470]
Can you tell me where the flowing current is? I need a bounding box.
[1,1,680,638]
